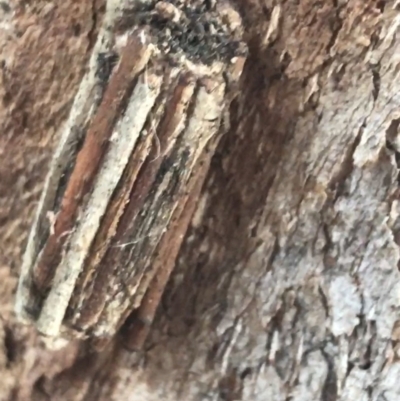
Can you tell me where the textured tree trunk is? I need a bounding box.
[1,0,400,400]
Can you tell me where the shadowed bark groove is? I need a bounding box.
[1,0,400,400]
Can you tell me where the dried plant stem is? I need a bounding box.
[15,0,246,347]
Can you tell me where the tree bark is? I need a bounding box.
[1,0,400,400]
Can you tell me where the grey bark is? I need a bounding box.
[1,0,400,400]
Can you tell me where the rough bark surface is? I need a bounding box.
[1,0,400,400]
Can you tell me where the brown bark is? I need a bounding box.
[1,0,400,400]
